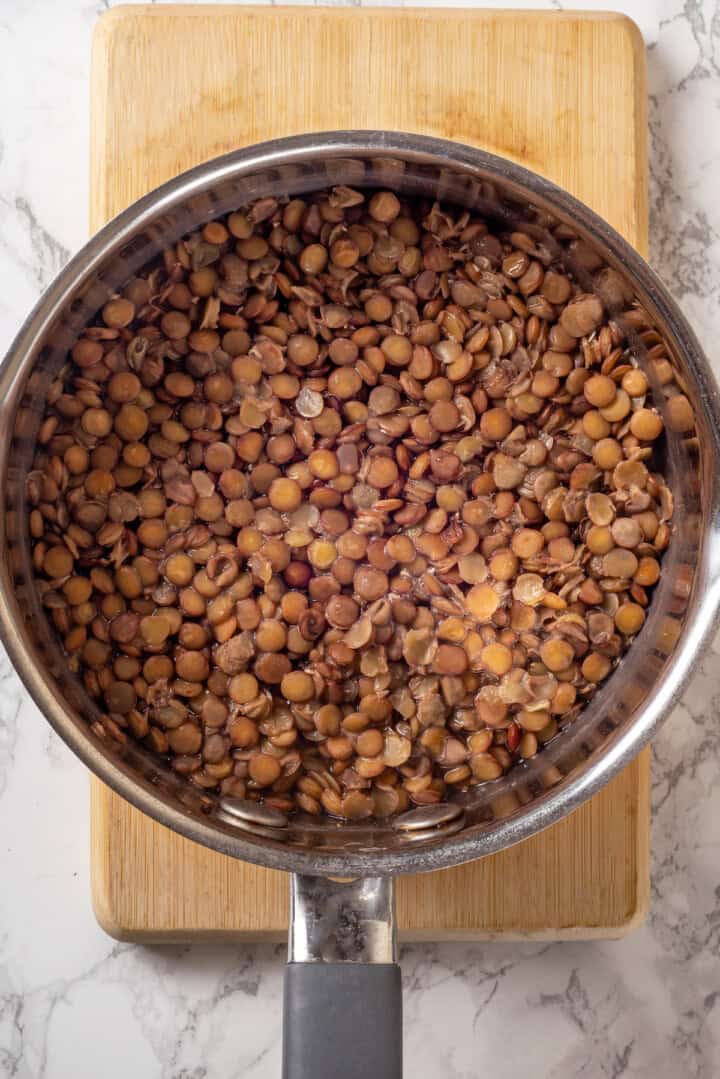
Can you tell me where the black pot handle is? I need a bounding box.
[283,962,402,1079]
[282,875,402,1079]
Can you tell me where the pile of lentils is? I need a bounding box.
[28,186,676,820]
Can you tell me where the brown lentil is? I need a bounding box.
[29,186,676,821]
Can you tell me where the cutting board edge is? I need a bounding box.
[91,748,650,942]
[95,5,646,27]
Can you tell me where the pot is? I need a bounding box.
[1,132,718,1079]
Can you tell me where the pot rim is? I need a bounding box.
[2,130,719,877]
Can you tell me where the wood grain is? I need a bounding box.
[89,5,650,940]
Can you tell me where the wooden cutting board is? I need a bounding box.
[89,5,650,940]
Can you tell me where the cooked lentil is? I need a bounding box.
[29,186,677,821]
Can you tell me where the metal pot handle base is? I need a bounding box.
[282,874,402,1079]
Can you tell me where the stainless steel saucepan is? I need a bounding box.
[1,132,718,1079]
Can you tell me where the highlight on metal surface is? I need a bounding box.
[397,816,466,844]
[289,874,397,963]
[216,812,290,843]
[392,803,464,832]
[218,797,289,829]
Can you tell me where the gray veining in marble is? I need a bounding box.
[1,0,719,1076]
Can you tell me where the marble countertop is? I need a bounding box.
[1,0,719,1075]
